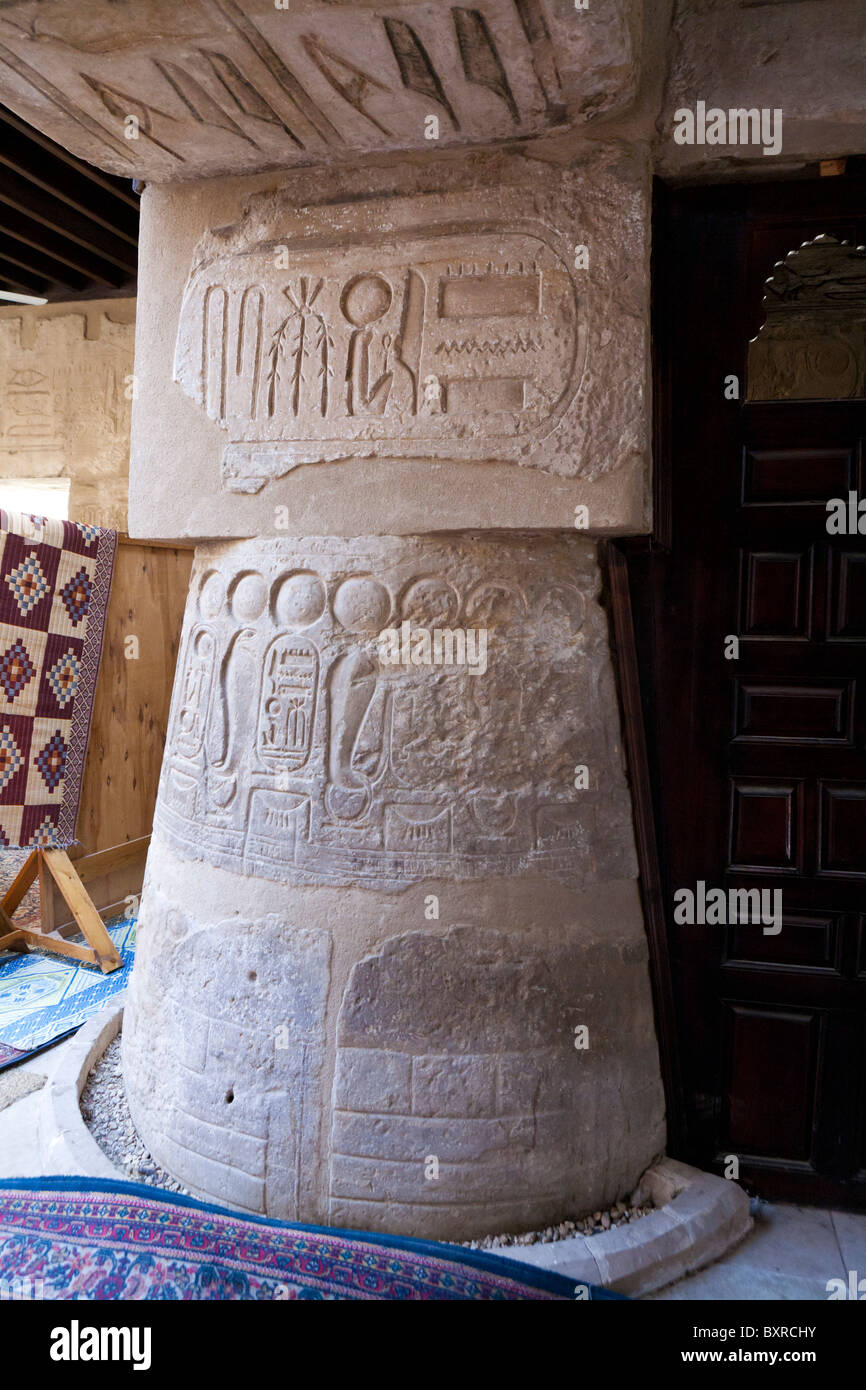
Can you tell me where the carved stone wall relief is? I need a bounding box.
[155,534,638,891]
[176,231,583,484]
[0,1,643,180]
[0,304,135,528]
[123,895,332,1219]
[327,924,665,1236]
[166,156,649,503]
[748,235,866,402]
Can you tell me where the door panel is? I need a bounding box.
[722,1003,820,1161]
[628,175,866,1206]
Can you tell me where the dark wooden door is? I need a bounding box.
[628,175,866,1206]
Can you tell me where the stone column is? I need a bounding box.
[115,146,667,1237]
[0,0,669,1239]
[123,531,665,1236]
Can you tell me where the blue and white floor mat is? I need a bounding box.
[0,916,135,1069]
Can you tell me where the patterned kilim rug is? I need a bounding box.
[0,916,135,1071]
[0,509,116,849]
[0,1178,622,1301]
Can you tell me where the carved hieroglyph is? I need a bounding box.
[123,884,666,1235]
[127,531,664,1235]
[0,0,642,181]
[0,305,134,529]
[171,156,648,490]
[155,533,638,891]
[748,236,866,402]
[328,924,665,1236]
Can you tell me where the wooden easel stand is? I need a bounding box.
[0,848,123,974]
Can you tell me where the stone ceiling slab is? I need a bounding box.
[0,0,642,180]
[660,0,866,174]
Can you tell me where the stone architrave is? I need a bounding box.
[660,0,866,174]
[0,0,643,181]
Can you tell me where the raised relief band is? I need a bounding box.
[156,534,638,891]
[0,1,641,180]
[175,230,583,485]
[168,158,649,498]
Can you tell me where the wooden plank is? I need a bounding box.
[70,835,150,886]
[118,535,196,552]
[37,851,56,935]
[1,541,189,971]
[74,541,192,854]
[61,896,134,929]
[16,929,98,966]
[48,836,148,933]
[0,927,26,953]
[52,884,142,936]
[41,850,121,973]
[0,850,38,915]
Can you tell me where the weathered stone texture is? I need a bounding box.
[18,0,686,1241]
[123,894,331,1217]
[660,0,866,174]
[124,846,666,1235]
[123,530,665,1235]
[154,532,638,891]
[328,926,665,1238]
[0,302,134,530]
[129,147,651,538]
[0,0,643,181]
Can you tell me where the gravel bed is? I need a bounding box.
[463,1194,655,1251]
[82,1033,657,1245]
[0,1069,45,1111]
[80,1033,189,1196]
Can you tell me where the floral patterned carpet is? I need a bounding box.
[0,1177,620,1301]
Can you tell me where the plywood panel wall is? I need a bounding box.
[75,538,193,854]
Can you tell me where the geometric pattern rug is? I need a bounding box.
[0,509,116,848]
[0,1178,621,1300]
[0,916,135,1068]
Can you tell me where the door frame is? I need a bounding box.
[608,170,866,1195]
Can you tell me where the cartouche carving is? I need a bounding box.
[174,229,584,483]
[157,535,637,891]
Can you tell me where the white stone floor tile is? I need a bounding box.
[649,1199,864,1301]
[829,1209,866,1279]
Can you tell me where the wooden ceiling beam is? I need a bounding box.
[0,122,139,244]
[0,166,137,272]
[0,206,132,284]
[0,107,139,212]
[0,241,88,290]
[0,265,49,296]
